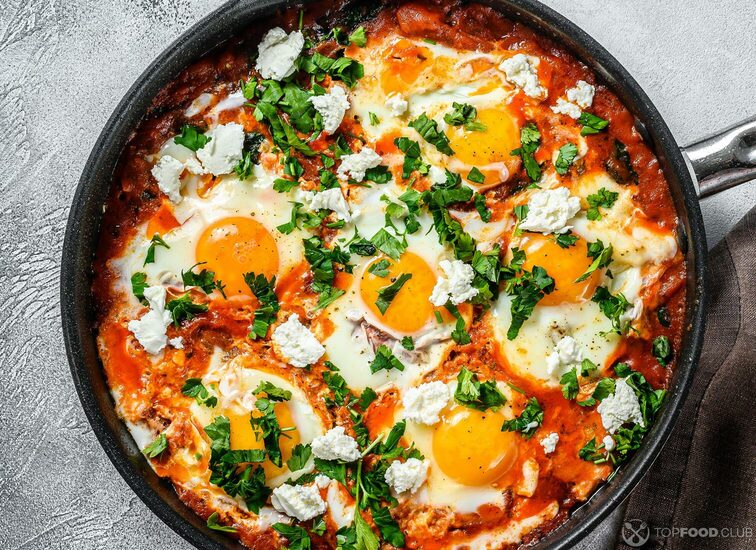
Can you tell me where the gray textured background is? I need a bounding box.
[0,0,753,548]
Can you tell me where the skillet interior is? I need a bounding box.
[60,1,707,548]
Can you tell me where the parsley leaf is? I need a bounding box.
[273,523,310,549]
[511,123,541,182]
[144,233,169,266]
[560,368,579,400]
[297,52,365,88]
[375,273,412,314]
[286,444,312,472]
[235,132,266,180]
[394,137,428,179]
[165,293,208,326]
[143,433,168,458]
[578,112,609,136]
[554,231,579,248]
[369,344,405,373]
[504,259,555,340]
[577,377,616,407]
[243,272,280,339]
[454,367,507,411]
[207,512,237,533]
[474,193,491,222]
[354,510,380,550]
[174,124,210,151]
[501,397,543,438]
[400,336,414,351]
[409,113,454,155]
[181,378,218,408]
[555,142,579,175]
[371,506,405,547]
[367,258,391,277]
[349,26,367,47]
[657,306,671,327]
[586,187,619,221]
[250,394,291,467]
[181,262,226,297]
[358,387,378,410]
[652,335,673,367]
[575,239,613,282]
[131,272,148,303]
[369,228,406,260]
[467,167,485,184]
[591,286,632,334]
[368,111,379,126]
[443,102,486,131]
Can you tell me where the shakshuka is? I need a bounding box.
[92,1,686,548]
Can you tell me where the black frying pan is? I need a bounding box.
[60,0,756,548]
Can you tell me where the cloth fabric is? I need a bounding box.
[617,207,756,548]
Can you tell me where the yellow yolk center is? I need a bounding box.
[446,107,520,176]
[520,233,600,306]
[360,252,438,334]
[196,216,279,296]
[433,405,519,485]
[227,402,300,479]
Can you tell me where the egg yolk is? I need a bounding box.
[446,107,520,169]
[196,216,279,296]
[228,402,300,479]
[360,252,438,334]
[433,405,519,485]
[380,40,434,95]
[520,233,600,306]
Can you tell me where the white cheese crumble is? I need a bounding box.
[384,458,428,494]
[196,122,245,176]
[337,147,382,182]
[127,286,172,355]
[270,483,326,521]
[567,80,595,109]
[499,53,546,99]
[428,165,447,185]
[385,93,409,116]
[429,259,479,306]
[540,432,560,454]
[518,187,581,235]
[151,155,185,203]
[597,378,645,434]
[551,98,582,120]
[545,336,584,377]
[402,381,450,425]
[603,435,616,451]
[310,426,361,462]
[255,27,305,81]
[169,336,184,349]
[300,187,352,222]
[619,298,644,328]
[309,86,350,135]
[272,313,326,368]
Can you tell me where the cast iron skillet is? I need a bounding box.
[60,0,756,547]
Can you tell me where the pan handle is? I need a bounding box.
[682,115,756,198]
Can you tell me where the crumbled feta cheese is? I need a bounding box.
[196,122,245,176]
[314,474,332,489]
[540,432,559,454]
[499,53,546,99]
[169,336,184,349]
[518,187,581,235]
[301,188,352,222]
[127,286,172,355]
[309,86,350,135]
[603,435,616,451]
[384,458,428,494]
[428,165,447,185]
[524,420,540,432]
[337,147,382,182]
[310,426,361,462]
[545,336,584,377]
[151,155,185,203]
[271,483,326,521]
[566,80,595,109]
[597,378,645,434]
[402,381,450,425]
[551,98,582,120]
[619,298,644,328]
[272,313,326,368]
[385,93,408,116]
[429,259,479,306]
[255,27,305,81]
[183,156,207,175]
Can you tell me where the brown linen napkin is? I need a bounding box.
[617,207,756,549]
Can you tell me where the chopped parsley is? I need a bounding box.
[358,387,378,409]
[181,378,218,408]
[165,293,208,326]
[243,272,280,339]
[142,432,168,458]
[235,132,266,180]
[394,137,428,179]
[368,111,380,126]
[348,26,367,47]
[174,124,210,151]
[296,52,365,88]
[367,258,391,277]
[511,123,541,182]
[286,444,312,472]
[578,111,609,136]
[409,113,454,155]
[554,230,579,248]
[400,336,414,351]
[207,512,237,533]
[144,233,169,266]
[586,187,619,221]
[577,377,616,407]
[369,344,405,373]
[250,386,292,467]
[302,236,351,309]
[443,102,486,131]
[501,397,543,439]
[272,523,310,549]
[591,286,632,334]
[375,273,412,314]
[467,167,485,184]
[502,252,555,340]
[454,367,507,411]
[474,193,491,222]
[652,335,673,367]
[369,228,406,260]
[555,142,579,175]
[656,306,671,327]
[131,272,148,303]
[575,239,613,282]
[559,368,579,400]
[181,262,226,297]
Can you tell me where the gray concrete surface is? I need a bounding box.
[0,1,753,548]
